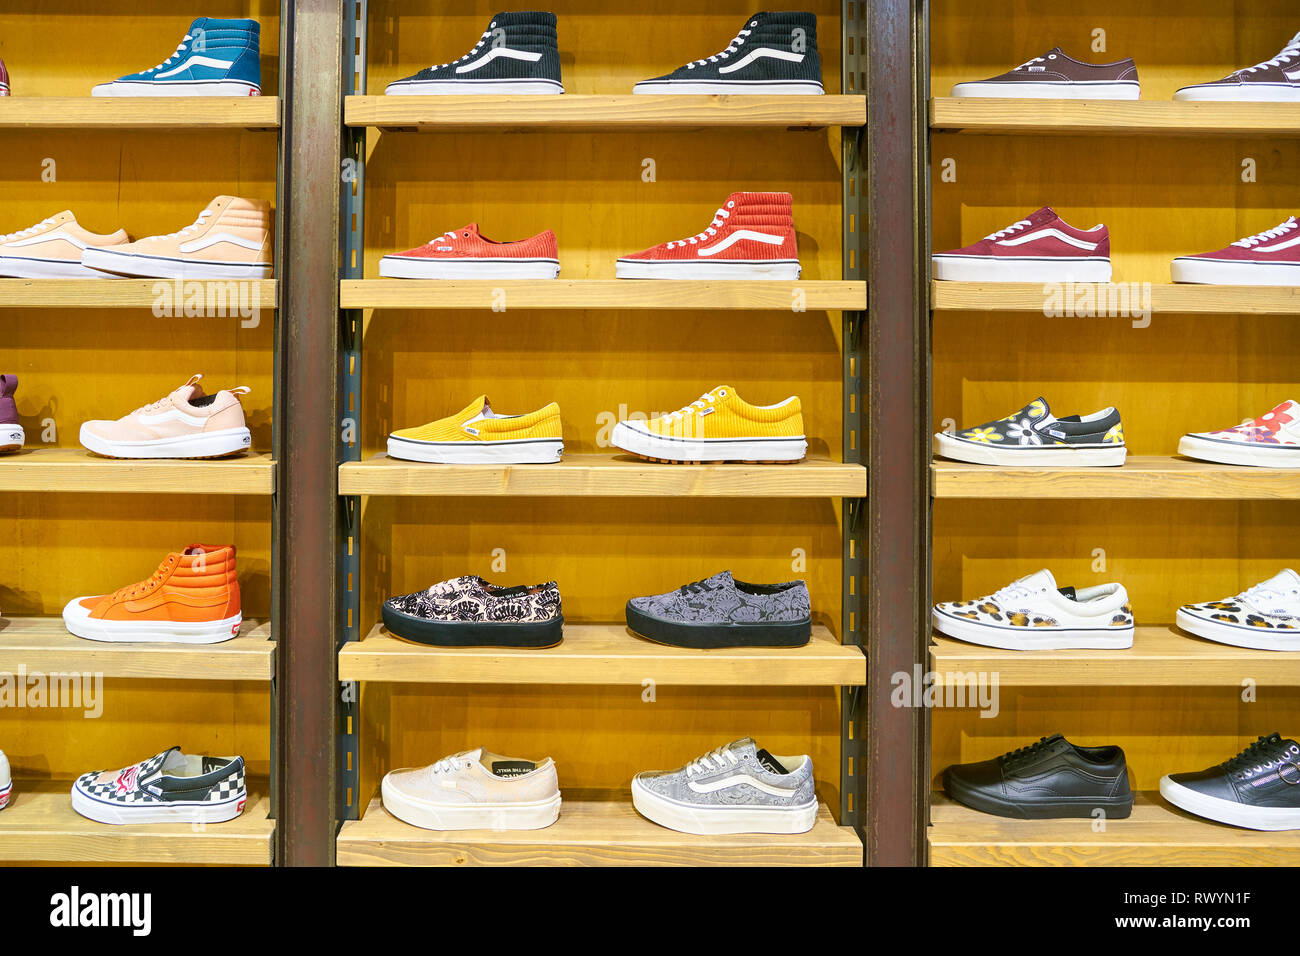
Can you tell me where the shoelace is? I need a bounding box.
[678,578,717,596]
[686,24,753,69]
[684,744,741,777]
[1014,55,1047,71]
[427,26,494,70]
[1220,734,1288,775]
[1239,34,1300,75]
[429,230,463,245]
[1232,217,1297,248]
[146,34,194,73]
[109,556,175,602]
[665,208,731,249]
[984,219,1031,241]
[1239,581,1299,614]
[1002,736,1057,766]
[1,217,58,242]
[147,207,214,243]
[130,395,174,417]
[430,751,474,774]
[991,580,1037,606]
[665,389,721,423]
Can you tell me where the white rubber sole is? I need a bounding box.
[382,775,562,831]
[612,421,806,463]
[82,247,271,280]
[91,80,260,97]
[1177,608,1300,651]
[71,786,246,825]
[933,608,1134,650]
[932,254,1112,283]
[950,81,1140,99]
[385,79,564,95]
[633,81,825,95]
[62,599,242,644]
[0,255,118,279]
[1171,257,1299,286]
[1160,775,1300,830]
[378,256,560,279]
[80,424,251,460]
[933,432,1126,467]
[0,424,23,453]
[0,783,10,810]
[631,776,816,835]
[615,259,801,280]
[1177,434,1300,468]
[1174,85,1300,103]
[387,435,563,464]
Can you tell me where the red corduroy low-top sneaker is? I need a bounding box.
[379,223,560,279]
[932,207,1111,282]
[1171,217,1300,286]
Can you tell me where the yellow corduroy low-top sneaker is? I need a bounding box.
[612,385,807,464]
[387,395,563,464]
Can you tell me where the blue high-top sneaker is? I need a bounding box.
[634,12,823,94]
[386,11,563,95]
[92,17,261,96]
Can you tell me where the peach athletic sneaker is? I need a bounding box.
[63,544,242,644]
[0,211,130,278]
[82,196,272,280]
[79,374,252,459]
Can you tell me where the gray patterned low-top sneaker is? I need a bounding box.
[631,738,817,834]
[382,574,563,647]
[626,570,811,648]
[70,747,246,825]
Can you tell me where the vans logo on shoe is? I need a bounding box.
[456,47,543,74]
[717,47,805,74]
[996,228,1100,251]
[697,229,785,257]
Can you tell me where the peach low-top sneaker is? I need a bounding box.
[0,211,129,278]
[63,544,242,644]
[79,374,252,459]
[82,196,272,279]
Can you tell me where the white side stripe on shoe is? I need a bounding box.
[136,409,210,428]
[718,47,806,74]
[456,47,544,74]
[179,232,265,254]
[688,773,799,797]
[3,229,87,249]
[1264,234,1300,252]
[997,228,1100,251]
[696,230,785,257]
[155,55,236,79]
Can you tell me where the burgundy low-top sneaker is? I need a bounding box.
[1175,31,1300,102]
[0,374,23,453]
[1171,217,1299,286]
[0,59,10,96]
[932,207,1111,283]
[951,47,1139,100]
[382,575,563,647]
[1161,734,1300,830]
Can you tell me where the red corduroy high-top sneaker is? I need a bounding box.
[616,192,800,280]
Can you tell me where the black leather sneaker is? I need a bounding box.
[943,734,1134,819]
[1160,733,1300,830]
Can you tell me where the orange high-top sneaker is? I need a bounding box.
[63,544,242,644]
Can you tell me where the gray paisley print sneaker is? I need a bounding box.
[382,575,563,647]
[626,570,811,648]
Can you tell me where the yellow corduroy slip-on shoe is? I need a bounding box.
[387,395,563,464]
[611,385,807,464]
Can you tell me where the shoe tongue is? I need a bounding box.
[462,746,484,765]
[703,570,733,589]
[145,746,184,781]
[727,738,758,761]
[1261,568,1300,591]
[1016,568,1059,592]
[188,16,209,32]
[462,223,481,239]
[1026,207,1058,225]
[455,394,490,421]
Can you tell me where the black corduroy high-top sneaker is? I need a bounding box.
[386,11,563,95]
[634,12,823,95]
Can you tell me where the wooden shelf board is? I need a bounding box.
[340,622,864,686]
[0,278,278,310]
[929,626,1299,688]
[932,456,1300,500]
[930,97,1300,136]
[340,453,865,498]
[0,97,279,130]
[342,279,866,311]
[0,618,274,681]
[930,792,1300,866]
[931,281,1300,316]
[338,792,860,866]
[0,449,276,495]
[346,94,865,130]
[0,779,273,865]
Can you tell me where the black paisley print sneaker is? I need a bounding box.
[626,570,812,648]
[382,575,563,647]
[1176,569,1300,651]
[934,396,1126,467]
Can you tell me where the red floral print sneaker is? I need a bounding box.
[379,223,559,279]
[616,192,800,280]
[1179,401,1300,468]
[1171,217,1299,286]
[932,207,1111,282]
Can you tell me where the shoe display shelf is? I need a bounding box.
[924,1,1300,866]
[0,2,282,865]
[333,0,868,866]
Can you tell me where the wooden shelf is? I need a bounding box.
[932,281,1300,316]
[0,449,276,495]
[930,792,1300,866]
[0,278,278,310]
[340,453,865,498]
[346,94,865,131]
[930,97,1300,137]
[340,622,864,686]
[0,97,279,130]
[0,618,274,682]
[932,457,1300,500]
[0,779,273,864]
[342,279,866,311]
[929,626,1300,688]
[338,791,860,866]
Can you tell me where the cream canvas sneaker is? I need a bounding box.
[0,212,129,278]
[381,747,562,830]
[79,374,252,459]
[82,196,271,279]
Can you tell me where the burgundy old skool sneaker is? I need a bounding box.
[932,207,1112,282]
[952,47,1139,100]
[1171,217,1299,286]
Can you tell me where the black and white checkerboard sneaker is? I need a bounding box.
[634,12,824,95]
[71,747,246,825]
[386,12,563,95]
